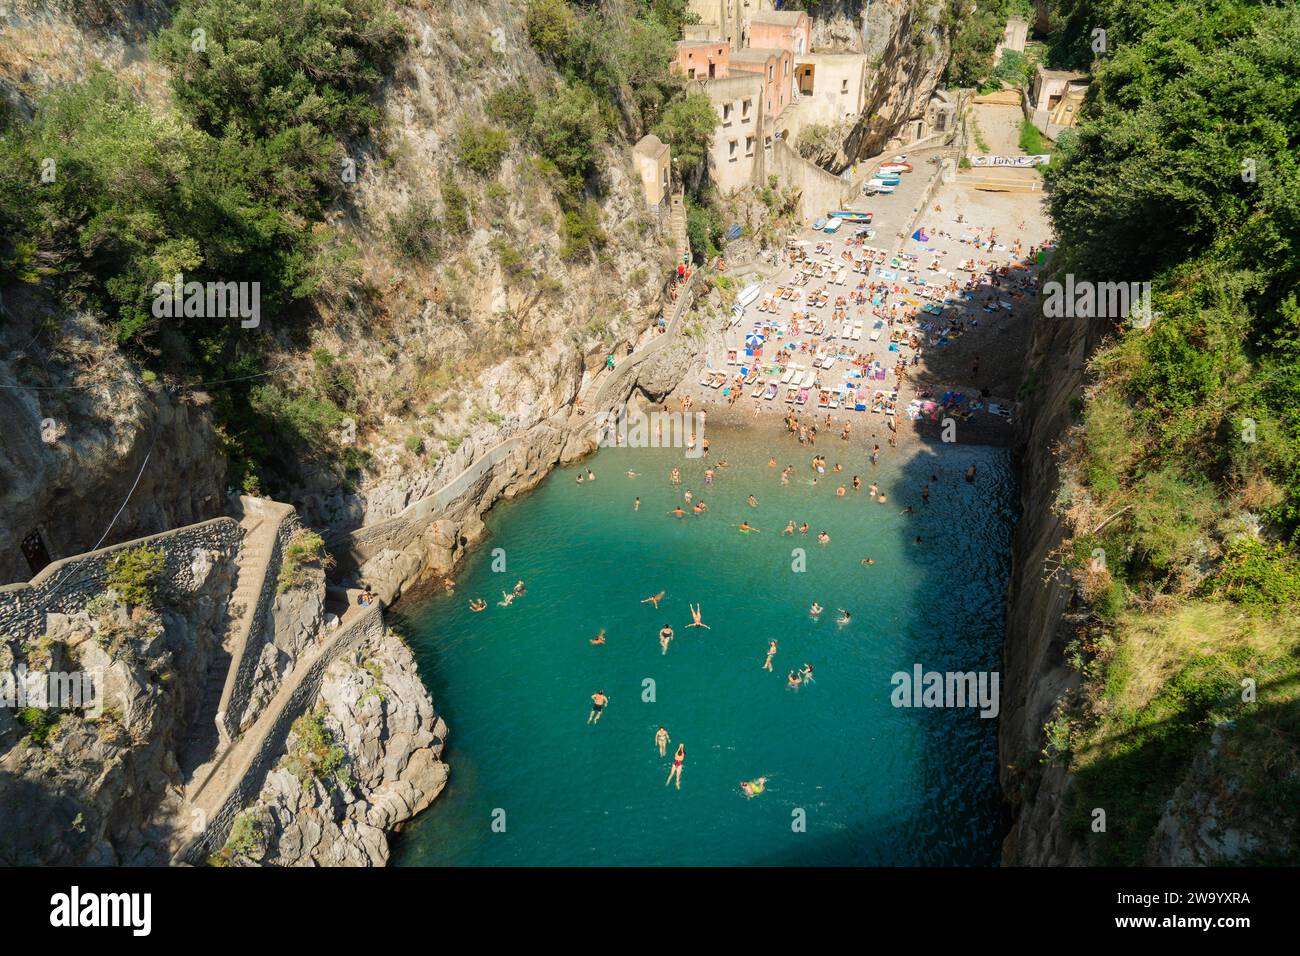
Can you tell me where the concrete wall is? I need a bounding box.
[179,602,386,863]
[793,53,869,128]
[770,136,854,219]
[0,519,243,643]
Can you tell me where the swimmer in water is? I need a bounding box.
[871,445,880,465]
[738,521,760,533]
[901,505,914,515]
[782,520,796,535]
[747,494,758,507]
[590,628,606,645]
[836,485,846,497]
[684,489,693,503]
[861,557,876,566]
[852,475,862,491]
[763,640,778,671]
[666,743,685,789]
[687,603,711,629]
[587,469,595,481]
[659,624,674,654]
[498,591,515,607]
[641,591,666,608]
[837,609,852,625]
[768,457,777,468]
[669,506,687,518]
[799,522,810,534]
[469,598,487,612]
[655,727,670,757]
[670,467,682,485]
[627,470,639,478]
[692,502,706,514]
[634,497,640,511]
[817,530,830,544]
[588,689,608,724]
[810,602,823,617]
[787,670,803,689]
[576,473,584,483]
[740,776,768,798]
[513,580,526,596]
[878,494,888,504]
[869,483,879,497]
[800,664,814,684]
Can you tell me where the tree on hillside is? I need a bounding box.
[653,92,717,195]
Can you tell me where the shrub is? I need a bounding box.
[277,529,331,593]
[106,546,166,608]
[456,122,511,176]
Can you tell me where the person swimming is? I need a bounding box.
[738,521,760,533]
[853,475,862,491]
[799,522,809,534]
[782,520,795,535]
[627,470,639,478]
[747,494,758,508]
[686,604,710,629]
[837,609,851,625]
[655,727,670,757]
[869,483,878,497]
[587,689,608,724]
[763,640,778,671]
[836,486,846,497]
[740,776,768,798]
[787,670,803,689]
[669,506,687,518]
[692,502,706,514]
[666,743,685,789]
[498,591,515,607]
[634,497,640,510]
[590,628,606,645]
[513,580,526,596]
[469,598,487,612]
[684,489,693,503]
[641,591,665,608]
[861,557,876,566]
[800,663,814,684]
[810,602,823,617]
[659,624,674,654]
[817,530,830,544]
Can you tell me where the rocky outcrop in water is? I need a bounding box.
[218,628,448,866]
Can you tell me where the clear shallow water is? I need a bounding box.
[390,428,1017,866]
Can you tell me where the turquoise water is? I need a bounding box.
[390,428,1016,866]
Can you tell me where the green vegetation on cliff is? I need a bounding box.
[1037,0,1300,863]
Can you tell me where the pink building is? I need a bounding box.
[747,9,811,57]
[673,40,730,80]
[727,47,792,119]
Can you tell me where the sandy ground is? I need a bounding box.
[667,103,1056,457]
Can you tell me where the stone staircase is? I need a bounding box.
[166,506,281,851]
[669,190,690,265]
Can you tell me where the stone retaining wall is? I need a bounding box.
[0,519,243,643]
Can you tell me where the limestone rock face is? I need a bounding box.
[0,552,237,866]
[231,629,448,867]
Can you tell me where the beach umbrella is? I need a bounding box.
[745,332,765,347]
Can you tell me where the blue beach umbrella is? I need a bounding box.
[745,331,765,347]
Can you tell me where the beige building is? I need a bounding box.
[748,9,811,57]
[632,134,671,208]
[1028,65,1089,138]
[687,0,775,51]
[673,39,730,80]
[793,53,869,126]
[695,73,769,194]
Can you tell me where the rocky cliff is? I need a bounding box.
[998,277,1106,865]
[216,628,447,867]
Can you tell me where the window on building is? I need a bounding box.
[722,102,732,124]
[842,79,849,94]
[745,136,755,156]
[764,136,772,150]
[742,98,752,119]
[729,139,738,161]
[768,64,774,80]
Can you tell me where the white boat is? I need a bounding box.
[822,218,843,233]
[737,283,762,308]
